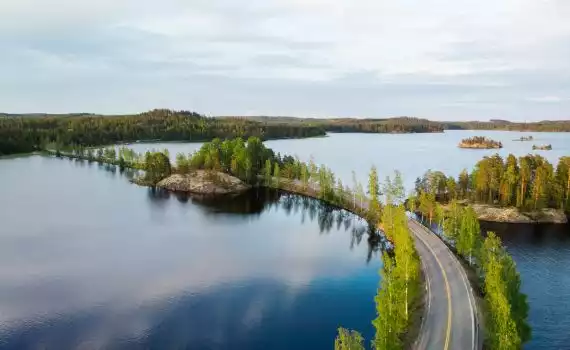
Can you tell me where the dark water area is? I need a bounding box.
[0,156,381,350]
[481,222,570,350]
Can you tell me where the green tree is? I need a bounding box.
[334,328,365,350]
[144,152,172,185]
[442,200,462,241]
[273,163,280,186]
[457,206,480,264]
[264,159,272,185]
[458,169,470,199]
[176,153,189,173]
[482,232,523,350]
[368,166,382,221]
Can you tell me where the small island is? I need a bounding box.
[514,135,534,141]
[533,144,552,150]
[458,136,503,149]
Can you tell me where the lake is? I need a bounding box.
[0,156,381,349]
[1,130,569,349]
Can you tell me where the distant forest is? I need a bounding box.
[0,110,325,155]
[1,109,570,155]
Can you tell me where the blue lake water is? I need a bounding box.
[0,129,569,349]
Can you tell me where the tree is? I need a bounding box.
[500,154,519,206]
[517,156,532,208]
[482,232,523,350]
[334,328,364,350]
[301,163,309,190]
[373,253,404,350]
[458,169,470,199]
[418,191,436,224]
[176,153,189,173]
[457,206,480,264]
[435,203,445,230]
[446,176,457,201]
[368,166,382,221]
[144,151,172,185]
[264,159,272,185]
[273,163,280,186]
[554,157,570,211]
[443,200,462,241]
[531,159,553,209]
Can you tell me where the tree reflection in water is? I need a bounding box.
[147,187,388,263]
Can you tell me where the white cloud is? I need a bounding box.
[0,0,569,118]
[529,96,567,103]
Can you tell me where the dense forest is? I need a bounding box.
[0,109,325,155]
[443,119,570,132]
[241,116,444,133]
[415,154,570,212]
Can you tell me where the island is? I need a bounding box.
[514,135,534,141]
[533,144,552,150]
[458,136,503,149]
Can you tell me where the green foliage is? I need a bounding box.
[481,232,529,349]
[416,154,569,213]
[144,152,172,185]
[0,109,326,156]
[176,153,190,174]
[373,205,421,350]
[368,166,382,222]
[334,328,365,350]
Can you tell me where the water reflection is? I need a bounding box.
[0,157,382,350]
[147,187,385,262]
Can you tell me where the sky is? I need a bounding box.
[1,0,570,121]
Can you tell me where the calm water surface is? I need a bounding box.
[126,130,570,350]
[1,130,569,349]
[0,156,381,349]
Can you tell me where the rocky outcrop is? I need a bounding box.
[471,204,568,224]
[156,170,250,195]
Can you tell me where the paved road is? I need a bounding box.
[408,219,479,350]
[275,180,480,349]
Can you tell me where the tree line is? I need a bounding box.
[335,179,422,350]
[0,109,326,155]
[411,196,531,349]
[415,154,570,212]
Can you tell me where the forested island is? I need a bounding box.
[414,154,570,223]
[532,144,552,150]
[458,136,503,149]
[50,137,531,350]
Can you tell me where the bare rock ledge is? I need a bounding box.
[471,204,568,224]
[156,170,250,195]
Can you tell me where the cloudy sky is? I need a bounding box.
[1,0,569,120]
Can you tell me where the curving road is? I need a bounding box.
[273,180,480,349]
[408,218,480,350]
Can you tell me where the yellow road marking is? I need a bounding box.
[411,221,452,350]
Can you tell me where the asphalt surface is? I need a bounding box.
[408,219,479,350]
